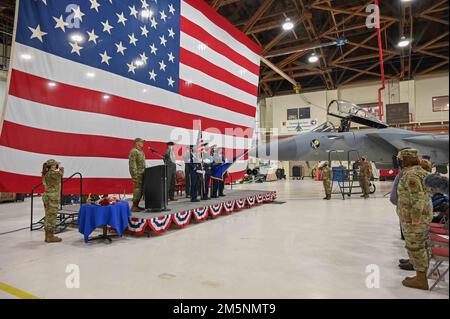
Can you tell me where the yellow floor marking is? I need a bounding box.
[0,282,40,299]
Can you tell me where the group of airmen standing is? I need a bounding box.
[128,138,227,212]
[183,143,227,203]
[319,155,373,200]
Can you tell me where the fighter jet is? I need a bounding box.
[252,100,449,172]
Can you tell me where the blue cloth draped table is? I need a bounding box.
[78,201,131,242]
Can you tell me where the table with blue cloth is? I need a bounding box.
[78,201,131,243]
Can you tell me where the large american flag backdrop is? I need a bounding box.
[0,0,261,194]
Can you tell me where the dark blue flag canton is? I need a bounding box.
[17,0,181,93]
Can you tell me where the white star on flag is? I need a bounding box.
[87,29,99,44]
[28,25,47,42]
[69,41,83,56]
[168,28,175,39]
[149,69,157,81]
[167,77,175,87]
[141,0,149,9]
[53,15,69,32]
[168,4,176,15]
[129,33,138,46]
[90,0,101,12]
[160,10,167,22]
[115,42,127,55]
[72,6,85,22]
[168,52,175,63]
[160,35,167,47]
[140,25,149,37]
[101,20,114,34]
[149,43,158,55]
[127,62,137,74]
[150,17,158,29]
[117,12,128,26]
[159,60,167,71]
[100,51,112,65]
[129,5,138,18]
[140,52,148,64]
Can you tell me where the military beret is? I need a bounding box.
[45,159,59,166]
[399,149,419,158]
[134,138,144,143]
[167,141,175,146]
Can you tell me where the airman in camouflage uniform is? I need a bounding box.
[320,162,332,200]
[42,159,64,243]
[359,156,372,199]
[129,138,146,212]
[397,149,433,290]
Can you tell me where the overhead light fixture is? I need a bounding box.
[308,53,319,63]
[282,18,294,31]
[398,36,410,48]
[86,72,96,78]
[135,60,144,67]
[48,82,57,87]
[103,94,110,100]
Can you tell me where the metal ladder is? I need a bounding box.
[30,172,83,233]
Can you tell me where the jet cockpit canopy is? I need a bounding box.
[327,100,389,131]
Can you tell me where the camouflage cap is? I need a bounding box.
[399,148,419,159]
[45,159,59,166]
[134,137,144,143]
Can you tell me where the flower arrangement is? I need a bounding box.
[86,194,119,206]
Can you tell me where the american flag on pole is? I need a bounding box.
[0,0,261,194]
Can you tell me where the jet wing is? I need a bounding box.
[402,135,449,149]
[365,132,400,153]
[366,130,449,156]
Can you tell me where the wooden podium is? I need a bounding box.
[144,165,169,212]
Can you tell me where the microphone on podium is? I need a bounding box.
[148,147,157,153]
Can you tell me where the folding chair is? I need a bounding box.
[428,246,449,291]
[430,227,449,236]
[430,233,449,247]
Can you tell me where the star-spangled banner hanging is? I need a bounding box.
[22,0,180,92]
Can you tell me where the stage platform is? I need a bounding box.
[127,190,277,236]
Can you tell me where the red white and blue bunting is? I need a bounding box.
[223,200,236,214]
[127,217,148,236]
[235,198,246,210]
[126,191,277,236]
[147,215,172,234]
[256,194,264,204]
[246,195,256,207]
[209,203,223,218]
[192,207,209,223]
[172,211,192,228]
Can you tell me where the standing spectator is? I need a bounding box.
[42,159,64,243]
[359,156,372,199]
[397,149,433,290]
[320,162,332,200]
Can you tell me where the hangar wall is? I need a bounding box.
[263,73,449,136]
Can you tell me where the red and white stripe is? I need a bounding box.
[0,0,261,193]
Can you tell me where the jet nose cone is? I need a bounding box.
[250,137,298,161]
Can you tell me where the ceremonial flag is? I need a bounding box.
[211,150,250,181]
[0,0,261,193]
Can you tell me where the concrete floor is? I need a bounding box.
[0,179,448,299]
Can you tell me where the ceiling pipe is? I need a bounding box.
[260,39,347,93]
[375,0,385,121]
[264,39,347,58]
[260,56,301,93]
